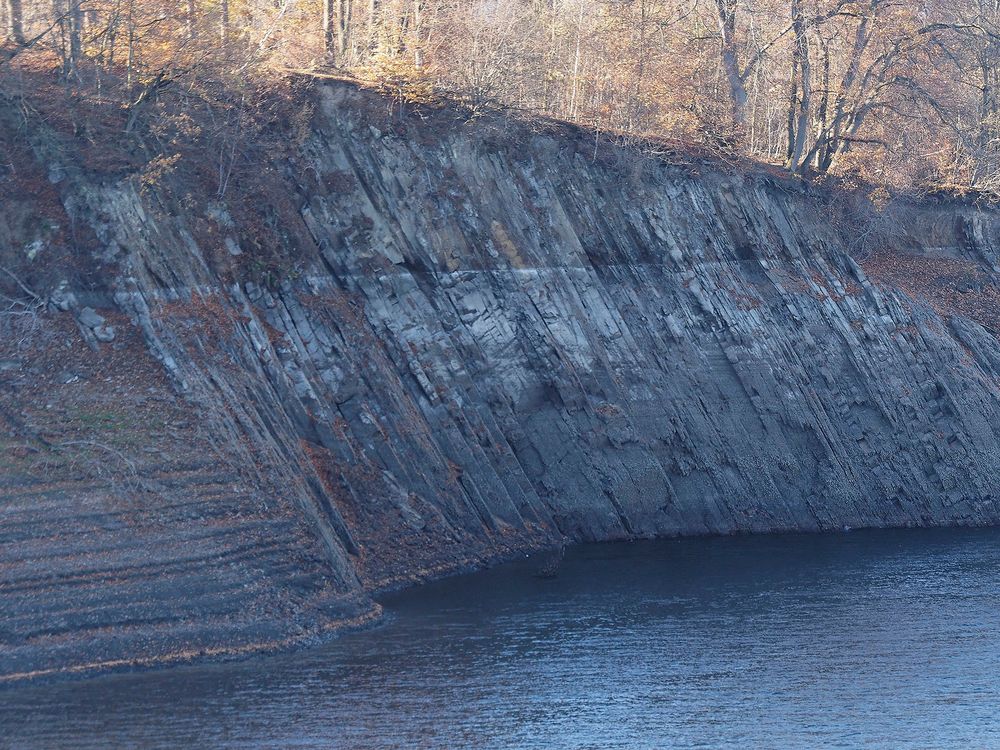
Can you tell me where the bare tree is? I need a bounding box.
[714,0,749,130]
[322,0,334,61]
[785,0,811,169]
[321,0,351,64]
[185,0,196,40]
[48,0,85,78]
[5,0,24,45]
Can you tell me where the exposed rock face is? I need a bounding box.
[4,81,1000,682]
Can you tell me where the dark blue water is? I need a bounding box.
[5,528,1000,749]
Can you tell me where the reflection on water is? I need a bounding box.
[6,528,1000,749]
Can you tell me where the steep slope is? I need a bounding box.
[4,80,1000,682]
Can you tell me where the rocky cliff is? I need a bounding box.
[4,80,1000,683]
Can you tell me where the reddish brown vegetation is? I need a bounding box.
[862,252,1000,336]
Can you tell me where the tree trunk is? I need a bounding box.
[69,0,83,69]
[785,33,799,165]
[714,0,748,132]
[185,0,196,40]
[631,0,648,132]
[51,0,83,78]
[322,0,335,63]
[366,0,378,56]
[220,0,229,46]
[410,0,420,67]
[127,0,136,89]
[569,0,583,118]
[812,38,831,168]
[786,0,812,171]
[977,39,999,157]
[338,0,352,61]
[5,0,24,45]
[814,1,874,171]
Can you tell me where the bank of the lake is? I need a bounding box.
[5,527,1000,749]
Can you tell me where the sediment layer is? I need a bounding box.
[4,81,1000,682]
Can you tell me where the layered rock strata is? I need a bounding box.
[4,82,1000,681]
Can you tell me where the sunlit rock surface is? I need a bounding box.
[4,81,1000,682]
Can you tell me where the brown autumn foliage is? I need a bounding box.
[3,0,1000,199]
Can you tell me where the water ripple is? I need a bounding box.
[5,528,1000,749]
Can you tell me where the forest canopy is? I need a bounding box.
[3,0,1000,197]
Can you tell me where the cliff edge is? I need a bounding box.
[4,80,1000,682]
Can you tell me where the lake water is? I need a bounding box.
[5,528,1000,749]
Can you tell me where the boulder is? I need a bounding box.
[78,307,106,329]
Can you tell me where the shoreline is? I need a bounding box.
[6,520,997,688]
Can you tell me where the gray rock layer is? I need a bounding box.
[4,82,1000,681]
